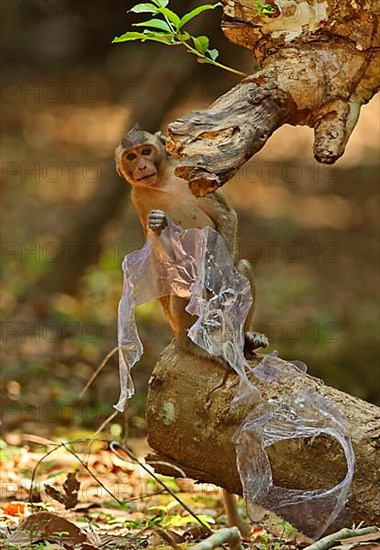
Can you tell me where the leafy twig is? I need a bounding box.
[29,443,61,507]
[28,439,123,506]
[112,0,247,77]
[61,442,124,505]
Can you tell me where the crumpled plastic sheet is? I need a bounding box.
[236,352,354,539]
[116,220,258,412]
[116,219,354,539]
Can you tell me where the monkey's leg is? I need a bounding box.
[222,490,251,538]
[158,296,178,333]
[236,259,269,356]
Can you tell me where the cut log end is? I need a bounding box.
[168,81,290,196]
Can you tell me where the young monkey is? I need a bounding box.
[115,126,268,356]
[115,127,268,537]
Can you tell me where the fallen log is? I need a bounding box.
[146,341,380,531]
[167,0,380,196]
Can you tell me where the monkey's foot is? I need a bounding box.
[244,331,269,358]
[148,209,168,234]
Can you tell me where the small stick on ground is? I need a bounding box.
[305,526,379,550]
[190,527,243,550]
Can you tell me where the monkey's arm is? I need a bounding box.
[199,191,238,261]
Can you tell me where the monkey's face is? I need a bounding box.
[116,143,161,187]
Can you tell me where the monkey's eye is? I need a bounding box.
[141,147,152,156]
[126,152,137,161]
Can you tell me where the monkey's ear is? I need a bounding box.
[114,146,123,177]
[155,131,168,146]
[131,122,141,131]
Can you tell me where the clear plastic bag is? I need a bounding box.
[116,220,259,411]
[236,352,354,539]
[116,219,354,538]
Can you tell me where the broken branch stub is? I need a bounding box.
[168,0,380,196]
[168,82,292,196]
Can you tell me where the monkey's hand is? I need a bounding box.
[244,331,269,358]
[148,209,168,234]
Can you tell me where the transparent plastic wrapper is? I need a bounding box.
[116,220,354,538]
[116,219,259,412]
[236,351,355,539]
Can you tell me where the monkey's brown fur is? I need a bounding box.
[115,128,267,356]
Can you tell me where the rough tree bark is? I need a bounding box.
[146,342,380,531]
[167,0,380,196]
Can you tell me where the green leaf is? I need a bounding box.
[133,18,172,31]
[179,31,191,41]
[112,31,148,42]
[157,7,181,27]
[164,514,215,528]
[123,520,140,528]
[112,30,173,44]
[148,505,168,513]
[141,30,174,43]
[166,500,180,511]
[255,1,276,15]
[192,35,209,54]
[207,48,219,61]
[128,3,159,14]
[148,516,163,526]
[179,3,222,29]
[152,0,169,6]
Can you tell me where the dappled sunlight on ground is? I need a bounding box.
[1,437,308,549]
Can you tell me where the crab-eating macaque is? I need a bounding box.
[115,127,268,538]
[115,127,268,357]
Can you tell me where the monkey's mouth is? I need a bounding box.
[136,174,156,181]
[135,174,157,186]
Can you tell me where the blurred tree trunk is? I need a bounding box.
[35,49,196,296]
[34,3,245,297]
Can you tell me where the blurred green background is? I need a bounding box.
[1,0,379,441]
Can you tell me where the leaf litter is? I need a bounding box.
[1,437,377,549]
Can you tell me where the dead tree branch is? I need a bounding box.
[168,0,380,195]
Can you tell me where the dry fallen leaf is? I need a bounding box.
[62,471,80,509]
[45,471,80,509]
[2,502,29,517]
[7,511,88,547]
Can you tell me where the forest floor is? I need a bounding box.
[0,435,312,550]
[1,436,380,550]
